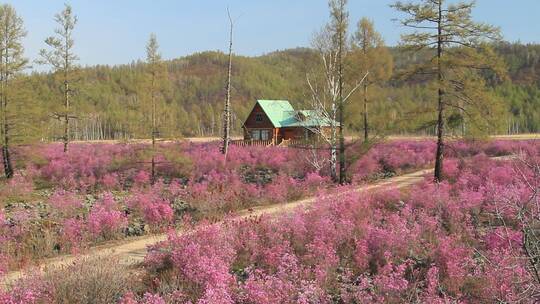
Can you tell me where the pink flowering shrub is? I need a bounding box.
[101,172,120,190]
[0,275,53,304]
[484,227,523,251]
[14,142,335,216]
[347,139,531,183]
[0,173,34,203]
[119,292,167,304]
[87,193,127,240]
[2,138,539,298]
[348,140,436,182]
[482,249,532,302]
[133,170,151,187]
[140,154,539,303]
[30,143,123,191]
[13,139,535,193]
[139,293,166,304]
[302,172,331,192]
[127,186,174,228]
[145,224,236,302]
[19,142,184,191]
[60,218,86,252]
[49,190,82,217]
[372,253,410,297]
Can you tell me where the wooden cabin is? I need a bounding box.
[241,100,337,146]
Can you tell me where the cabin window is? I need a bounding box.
[251,130,261,140]
[255,113,263,123]
[261,130,270,140]
[251,129,270,141]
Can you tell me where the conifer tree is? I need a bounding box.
[145,33,163,184]
[0,4,28,178]
[38,4,78,153]
[392,0,505,182]
[351,18,393,142]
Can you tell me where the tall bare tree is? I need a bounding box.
[146,33,162,184]
[221,8,234,158]
[350,18,393,142]
[0,4,27,178]
[38,4,78,153]
[392,0,505,182]
[307,25,368,182]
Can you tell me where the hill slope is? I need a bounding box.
[21,43,540,140]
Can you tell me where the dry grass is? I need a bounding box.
[41,255,140,304]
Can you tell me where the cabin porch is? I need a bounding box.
[235,127,320,147]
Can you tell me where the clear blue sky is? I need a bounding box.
[5,0,540,68]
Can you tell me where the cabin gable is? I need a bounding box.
[243,103,276,141]
[243,103,275,129]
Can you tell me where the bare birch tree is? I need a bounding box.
[0,4,27,178]
[306,25,368,182]
[38,4,78,153]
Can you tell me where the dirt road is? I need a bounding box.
[2,168,432,287]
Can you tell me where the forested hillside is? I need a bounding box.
[21,42,540,140]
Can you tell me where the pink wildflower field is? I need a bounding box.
[1,139,539,303]
[136,148,540,303]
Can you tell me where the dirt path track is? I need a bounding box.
[2,168,432,287]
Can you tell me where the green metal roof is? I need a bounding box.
[256,100,295,127]
[248,100,338,128]
[280,110,337,127]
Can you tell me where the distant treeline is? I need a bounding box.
[22,42,540,141]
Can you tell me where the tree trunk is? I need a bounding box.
[2,144,13,178]
[1,47,13,178]
[330,145,337,181]
[362,31,369,143]
[363,78,368,142]
[434,94,445,182]
[2,113,13,178]
[222,10,233,158]
[434,0,445,183]
[63,17,71,151]
[151,68,156,185]
[460,106,466,136]
[330,102,338,182]
[338,4,346,185]
[63,69,70,152]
